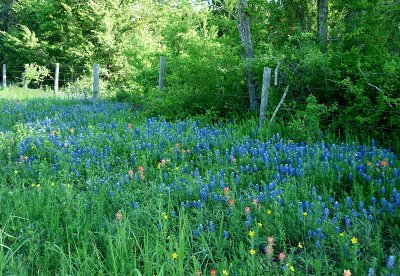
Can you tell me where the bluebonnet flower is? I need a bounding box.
[323,208,330,219]
[223,230,229,239]
[208,221,215,232]
[334,201,340,209]
[344,215,351,227]
[130,201,139,209]
[199,189,208,202]
[386,255,395,269]
[348,173,353,182]
[346,197,353,208]
[192,200,203,209]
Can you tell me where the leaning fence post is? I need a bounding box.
[270,85,290,125]
[2,64,6,89]
[159,56,166,91]
[54,63,59,95]
[93,63,99,98]
[259,67,272,127]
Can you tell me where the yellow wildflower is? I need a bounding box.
[249,230,255,238]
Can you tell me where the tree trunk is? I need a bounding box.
[317,0,328,51]
[297,3,306,31]
[237,0,258,110]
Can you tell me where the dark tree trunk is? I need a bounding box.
[297,3,306,31]
[237,0,258,110]
[317,0,328,51]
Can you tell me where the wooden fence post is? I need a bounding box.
[54,63,59,95]
[2,64,6,88]
[259,67,272,127]
[93,63,99,98]
[159,56,166,91]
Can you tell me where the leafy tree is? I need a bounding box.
[0,0,133,85]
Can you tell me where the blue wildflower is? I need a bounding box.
[386,255,395,269]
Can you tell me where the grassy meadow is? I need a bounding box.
[0,88,399,275]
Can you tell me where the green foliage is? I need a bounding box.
[287,94,336,142]
[126,1,246,119]
[21,63,50,88]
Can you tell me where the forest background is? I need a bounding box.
[0,0,399,145]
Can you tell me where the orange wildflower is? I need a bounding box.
[223,187,230,196]
[380,160,389,167]
[267,236,274,244]
[210,269,217,276]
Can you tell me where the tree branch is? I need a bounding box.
[270,85,290,125]
[359,67,393,108]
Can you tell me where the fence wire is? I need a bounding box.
[2,62,398,134]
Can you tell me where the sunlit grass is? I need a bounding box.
[0,86,86,100]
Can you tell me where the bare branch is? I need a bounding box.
[359,67,394,108]
[270,85,290,125]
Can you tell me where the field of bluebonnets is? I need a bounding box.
[0,89,399,275]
